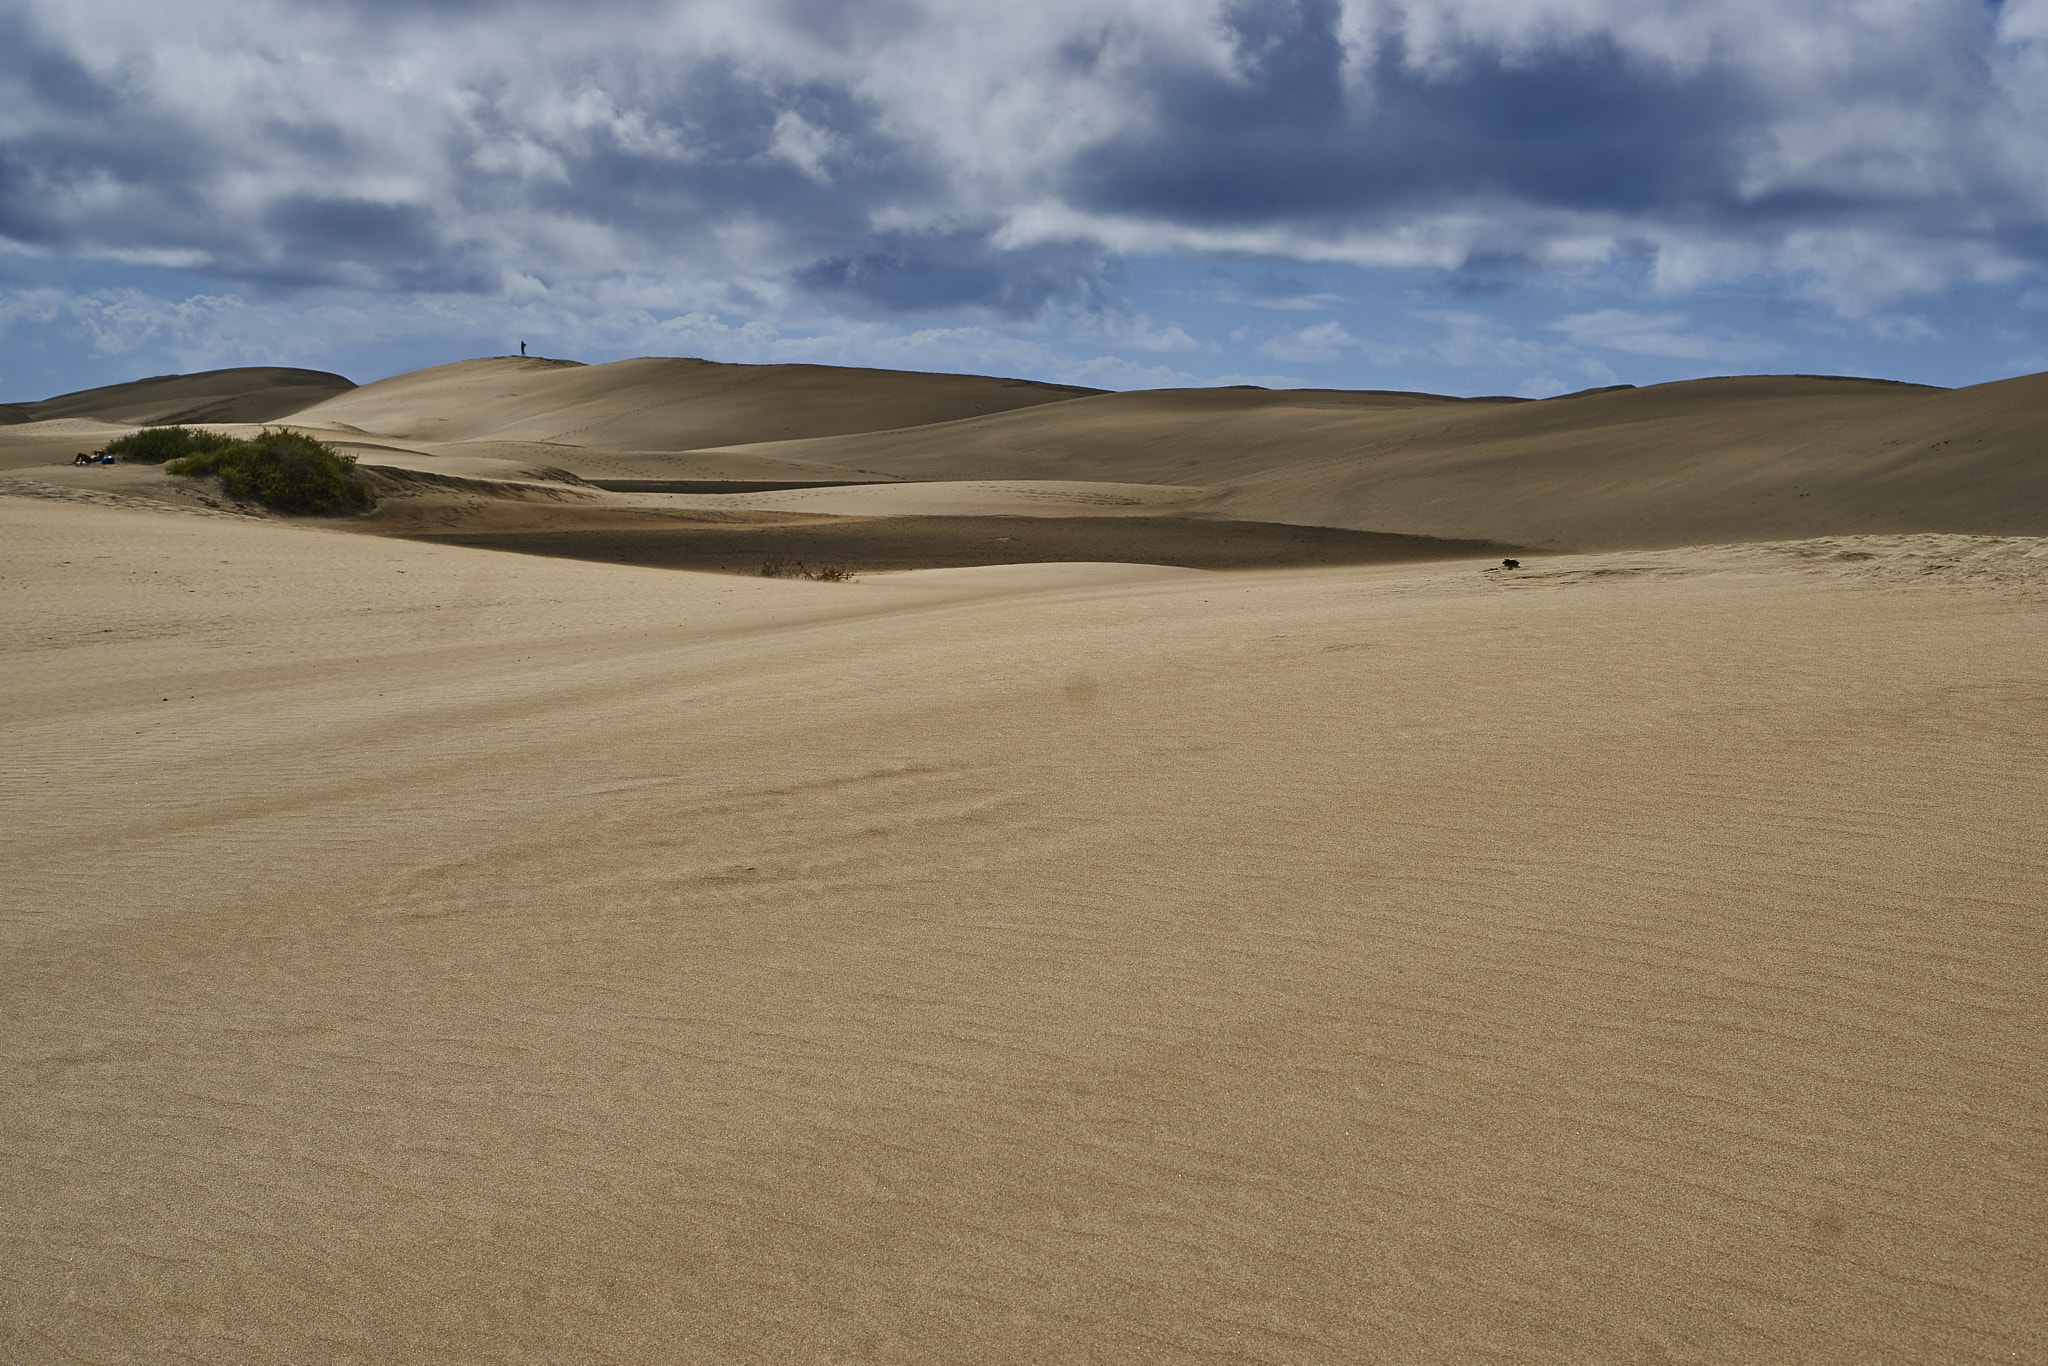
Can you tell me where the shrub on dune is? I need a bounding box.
[166,428,376,514]
[759,556,856,581]
[102,425,240,465]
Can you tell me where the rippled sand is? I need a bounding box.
[5,497,2042,1363]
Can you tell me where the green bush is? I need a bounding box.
[102,425,240,465]
[166,428,375,515]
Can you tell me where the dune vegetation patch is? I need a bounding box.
[101,425,241,465]
[759,555,856,581]
[163,428,376,514]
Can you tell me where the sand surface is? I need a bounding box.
[5,493,2044,1364]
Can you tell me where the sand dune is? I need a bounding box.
[0,366,353,430]
[683,371,2048,549]
[0,419,152,473]
[4,496,2043,1363]
[289,359,2048,571]
[286,355,1101,452]
[19,355,2038,564]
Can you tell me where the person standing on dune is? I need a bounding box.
[520,341,527,356]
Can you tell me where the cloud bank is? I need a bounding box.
[3,0,2046,392]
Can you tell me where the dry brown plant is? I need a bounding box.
[759,556,856,582]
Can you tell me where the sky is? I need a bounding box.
[4,0,2048,400]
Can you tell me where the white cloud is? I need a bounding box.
[0,288,271,370]
[1550,309,1787,363]
[1213,279,1352,310]
[1863,314,1942,344]
[0,281,1264,396]
[1075,310,1204,353]
[1259,320,1360,363]
[767,111,841,184]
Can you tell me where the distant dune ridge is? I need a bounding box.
[9,353,2042,571]
[670,369,2048,549]
[3,354,2046,1363]
[0,366,354,428]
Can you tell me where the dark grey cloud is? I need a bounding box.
[258,197,500,292]
[797,231,1119,317]
[0,13,209,249]
[489,67,927,243]
[1066,2,1929,237]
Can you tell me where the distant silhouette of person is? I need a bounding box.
[520,340,527,356]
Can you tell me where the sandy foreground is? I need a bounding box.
[4,496,2045,1364]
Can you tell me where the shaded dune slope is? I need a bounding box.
[681,372,2048,549]
[405,515,1516,575]
[0,366,355,427]
[287,355,1102,450]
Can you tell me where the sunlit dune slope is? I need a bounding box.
[0,419,156,472]
[4,499,2044,1363]
[0,366,354,428]
[286,355,1102,450]
[686,371,2048,549]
